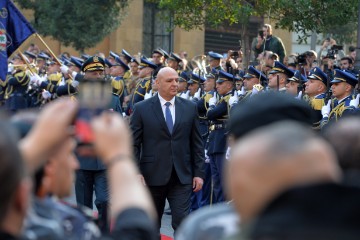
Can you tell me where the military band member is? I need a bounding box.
[177,71,189,97]
[57,59,78,97]
[120,49,133,84]
[241,66,267,101]
[127,57,157,115]
[36,52,51,76]
[206,51,224,72]
[128,58,140,93]
[193,71,217,208]
[24,51,37,64]
[285,70,306,97]
[304,67,328,130]
[267,61,294,92]
[168,52,183,72]
[108,51,119,65]
[152,48,166,68]
[4,58,31,112]
[321,69,359,128]
[206,70,234,203]
[110,56,129,108]
[235,70,245,91]
[188,73,204,100]
[80,53,91,61]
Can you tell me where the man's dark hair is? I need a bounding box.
[340,56,353,65]
[0,122,25,223]
[349,46,355,52]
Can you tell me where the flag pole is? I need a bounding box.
[35,33,61,65]
[16,50,36,76]
[35,33,73,79]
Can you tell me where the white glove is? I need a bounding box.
[296,91,303,100]
[193,88,201,100]
[60,65,69,74]
[144,91,152,100]
[321,100,331,117]
[7,64,14,73]
[229,91,238,106]
[252,87,259,95]
[42,90,51,100]
[204,150,210,163]
[225,147,231,161]
[71,71,78,79]
[238,86,245,96]
[30,74,41,84]
[208,92,217,106]
[180,90,190,99]
[350,94,360,108]
[71,80,79,88]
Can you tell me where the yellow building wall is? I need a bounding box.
[173,28,205,58]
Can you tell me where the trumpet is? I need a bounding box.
[8,63,38,74]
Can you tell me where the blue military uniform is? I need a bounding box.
[189,73,211,211]
[241,66,267,101]
[56,59,78,98]
[176,71,190,97]
[75,56,110,232]
[268,61,295,92]
[206,52,224,72]
[321,69,358,128]
[4,70,30,112]
[111,56,129,108]
[306,67,328,130]
[206,71,233,203]
[127,57,157,115]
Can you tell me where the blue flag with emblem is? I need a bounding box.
[0,0,36,81]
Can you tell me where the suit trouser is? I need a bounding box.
[75,169,109,232]
[209,153,226,203]
[148,169,192,232]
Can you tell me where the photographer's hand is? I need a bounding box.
[20,98,78,174]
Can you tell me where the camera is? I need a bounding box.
[259,30,264,39]
[229,50,239,58]
[326,45,343,59]
[297,53,307,65]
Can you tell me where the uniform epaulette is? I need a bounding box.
[48,72,62,83]
[311,98,325,110]
[123,70,132,79]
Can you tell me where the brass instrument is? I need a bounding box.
[191,55,208,75]
[8,63,38,75]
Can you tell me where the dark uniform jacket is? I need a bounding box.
[4,71,30,112]
[206,92,231,155]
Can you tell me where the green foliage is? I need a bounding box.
[150,0,358,44]
[15,0,130,51]
[269,0,358,43]
[152,0,270,31]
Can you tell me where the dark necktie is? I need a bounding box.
[165,102,173,134]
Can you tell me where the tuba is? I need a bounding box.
[190,55,208,76]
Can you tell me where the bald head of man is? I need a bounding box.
[155,67,179,101]
[226,121,341,223]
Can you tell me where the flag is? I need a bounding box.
[0,0,36,81]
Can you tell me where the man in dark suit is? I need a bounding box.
[130,67,205,232]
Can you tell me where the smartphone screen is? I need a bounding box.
[75,78,111,145]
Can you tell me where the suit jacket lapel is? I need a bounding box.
[173,97,183,134]
[151,94,171,135]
